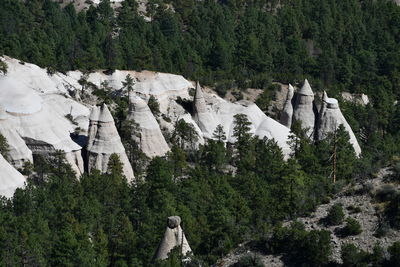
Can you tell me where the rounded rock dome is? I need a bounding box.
[0,77,42,115]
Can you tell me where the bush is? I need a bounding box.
[0,59,7,75]
[148,95,161,117]
[341,217,362,236]
[341,243,369,267]
[232,254,263,267]
[388,242,400,266]
[325,204,345,225]
[375,185,397,202]
[347,205,362,214]
[268,222,332,266]
[385,193,400,229]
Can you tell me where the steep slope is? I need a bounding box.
[0,154,26,198]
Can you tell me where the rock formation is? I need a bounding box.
[0,76,84,175]
[87,104,135,181]
[128,95,170,157]
[0,153,26,198]
[154,216,192,261]
[193,82,219,138]
[316,92,362,156]
[293,79,317,137]
[280,84,295,128]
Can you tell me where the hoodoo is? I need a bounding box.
[316,92,362,156]
[193,81,219,138]
[293,79,317,137]
[87,104,135,181]
[128,95,170,157]
[154,216,192,261]
[280,84,295,128]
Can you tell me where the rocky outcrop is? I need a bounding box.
[87,104,134,181]
[0,76,85,175]
[128,95,170,157]
[0,153,26,198]
[154,216,192,261]
[341,92,370,106]
[293,79,317,137]
[317,92,362,156]
[193,82,219,138]
[280,84,295,128]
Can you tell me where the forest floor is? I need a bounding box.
[216,167,400,266]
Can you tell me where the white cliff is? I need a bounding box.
[87,104,135,181]
[0,75,85,175]
[155,216,192,261]
[0,153,26,198]
[128,95,170,157]
[317,92,362,156]
[293,79,317,137]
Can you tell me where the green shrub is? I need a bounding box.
[342,217,362,236]
[347,205,362,214]
[325,204,345,225]
[232,254,263,267]
[341,243,369,267]
[388,242,400,266]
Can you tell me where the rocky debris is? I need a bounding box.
[341,92,370,106]
[128,95,170,157]
[317,92,362,156]
[154,216,192,261]
[0,153,26,198]
[87,104,134,181]
[280,84,294,128]
[292,79,317,137]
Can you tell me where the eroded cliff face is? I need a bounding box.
[0,55,292,196]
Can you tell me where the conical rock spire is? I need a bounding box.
[293,79,316,137]
[87,104,135,181]
[317,92,361,156]
[154,216,192,261]
[192,82,218,138]
[128,95,170,157]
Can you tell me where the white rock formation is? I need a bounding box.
[128,95,170,157]
[280,84,295,128]
[341,92,370,106]
[317,92,362,156]
[193,82,219,138]
[0,154,26,198]
[155,216,192,261]
[87,104,135,181]
[293,79,316,137]
[0,75,85,175]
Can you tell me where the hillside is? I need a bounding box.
[217,168,400,266]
